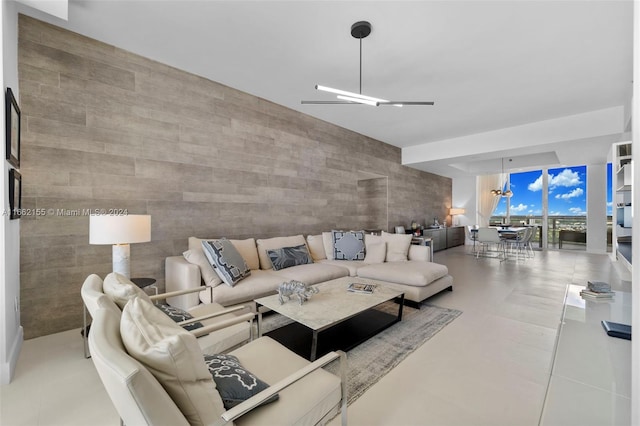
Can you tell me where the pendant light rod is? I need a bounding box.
[302,20,434,107]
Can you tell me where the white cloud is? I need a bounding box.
[555,188,584,200]
[551,169,582,188]
[528,175,543,191]
[569,207,586,215]
[527,169,583,192]
[510,203,528,212]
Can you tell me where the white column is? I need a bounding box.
[631,0,639,422]
[586,163,607,254]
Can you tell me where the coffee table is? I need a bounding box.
[255,276,404,361]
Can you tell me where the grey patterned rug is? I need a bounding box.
[260,301,462,405]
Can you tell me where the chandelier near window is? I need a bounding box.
[491,158,513,197]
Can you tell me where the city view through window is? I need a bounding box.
[491,164,613,248]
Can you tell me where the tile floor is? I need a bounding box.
[0,245,632,426]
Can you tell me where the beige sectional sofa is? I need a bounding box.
[165,232,453,311]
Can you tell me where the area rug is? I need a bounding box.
[260,301,462,405]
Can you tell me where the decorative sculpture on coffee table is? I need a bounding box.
[278,280,319,305]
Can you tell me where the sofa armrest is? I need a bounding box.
[408,244,432,262]
[165,256,202,310]
[216,350,347,426]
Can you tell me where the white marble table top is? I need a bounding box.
[255,276,403,331]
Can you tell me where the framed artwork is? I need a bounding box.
[6,88,20,168]
[9,169,21,220]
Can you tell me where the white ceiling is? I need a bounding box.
[19,0,634,178]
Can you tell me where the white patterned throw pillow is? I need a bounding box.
[332,230,366,261]
[202,238,251,287]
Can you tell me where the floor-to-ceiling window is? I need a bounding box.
[491,165,612,250]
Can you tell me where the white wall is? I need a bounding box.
[452,176,476,243]
[1,0,23,385]
[586,163,608,254]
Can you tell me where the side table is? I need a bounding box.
[131,277,158,295]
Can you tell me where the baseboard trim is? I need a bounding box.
[1,325,23,385]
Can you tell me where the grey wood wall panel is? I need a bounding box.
[17,15,451,338]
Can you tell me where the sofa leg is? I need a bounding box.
[446,286,453,292]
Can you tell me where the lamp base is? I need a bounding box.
[112,244,131,278]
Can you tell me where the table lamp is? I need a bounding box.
[449,208,465,226]
[89,214,151,278]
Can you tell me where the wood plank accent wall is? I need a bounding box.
[17,15,451,338]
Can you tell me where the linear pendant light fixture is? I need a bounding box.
[301,21,434,107]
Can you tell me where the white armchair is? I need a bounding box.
[81,273,254,358]
[88,302,348,425]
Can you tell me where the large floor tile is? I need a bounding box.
[1,245,630,425]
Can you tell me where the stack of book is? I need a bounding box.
[580,281,614,300]
[347,282,376,294]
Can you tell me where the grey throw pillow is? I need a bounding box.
[204,354,279,409]
[202,238,251,287]
[333,230,366,261]
[267,244,313,271]
[156,303,204,332]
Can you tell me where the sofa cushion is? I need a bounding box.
[408,244,430,262]
[364,241,386,264]
[267,244,313,271]
[228,238,260,271]
[306,234,327,261]
[256,235,306,270]
[202,239,251,287]
[204,353,278,409]
[322,232,335,260]
[103,272,152,310]
[381,231,412,262]
[190,237,260,271]
[199,270,286,306]
[332,230,366,261]
[273,262,349,285]
[120,297,225,426]
[183,249,223,288]
[357,261,449,287]
[318,259,367,277]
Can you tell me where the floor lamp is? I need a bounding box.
[89,214,151,278]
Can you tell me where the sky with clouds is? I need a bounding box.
[493,165,612,217]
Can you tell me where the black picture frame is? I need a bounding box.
[9,169,21,220]
[6,88,20,169]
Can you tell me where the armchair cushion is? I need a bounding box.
[103,272,152,310]
[204,353,278,409]
[202,238,251,287]
[120,296,225,426]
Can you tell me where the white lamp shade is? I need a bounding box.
[449,208,465,216]
[89,215,151,245]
